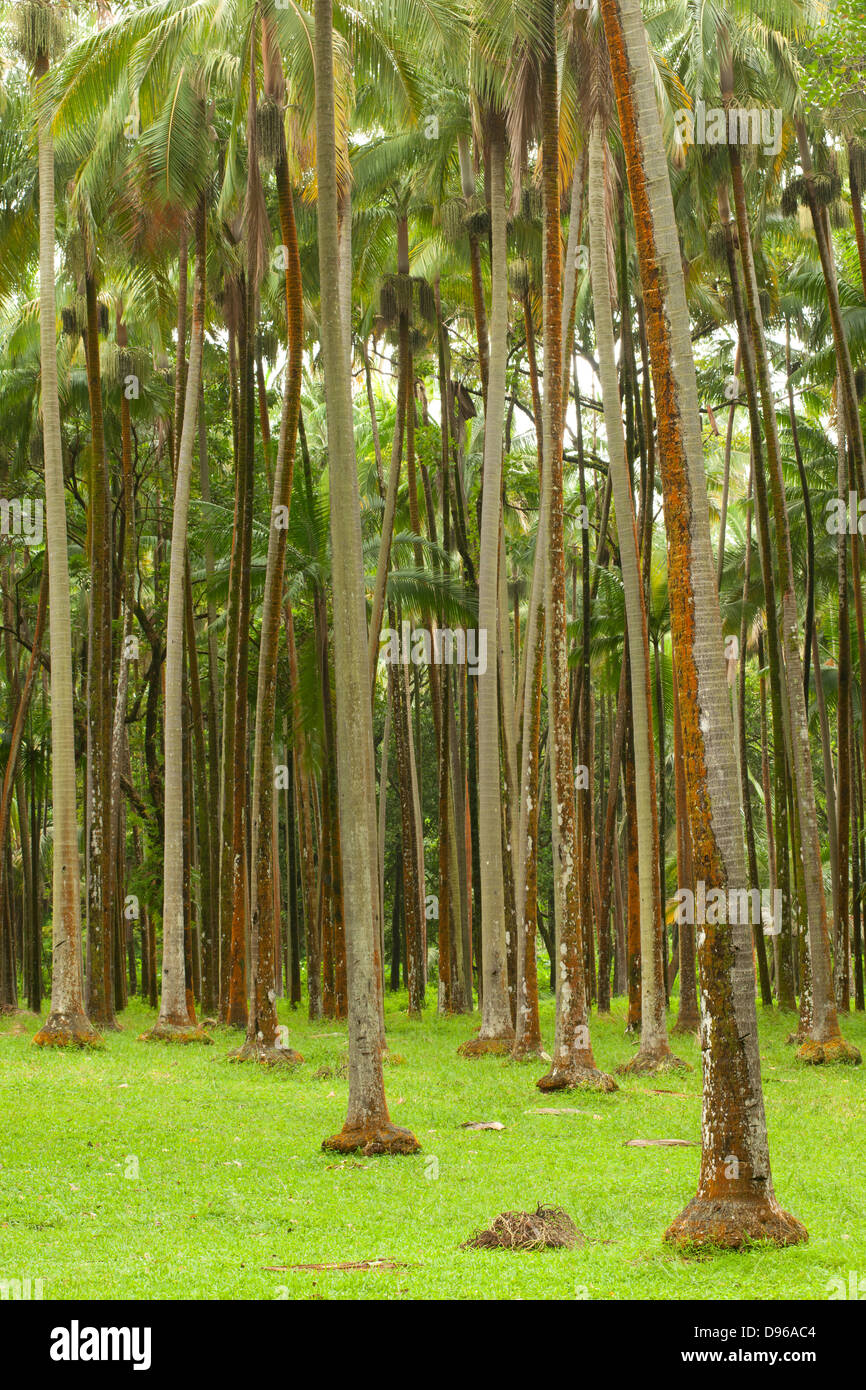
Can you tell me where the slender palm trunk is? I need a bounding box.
[145,198,210,1043]
[0,564,48,1001]
[286,605,320,1018]
[726,133,856,1062]
[600,0,806,1245]
[314,0,418,1153]
[82,269,116,1030]
[589,120,682,1074]
[537,2,614,1093]
[236,115,304,1065]
[458,110,513,1054]
[717,180,797,1012]
[33,52,99,1048]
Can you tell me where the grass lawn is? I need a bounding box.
[1,993,864,1300]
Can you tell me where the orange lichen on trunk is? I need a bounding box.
[599,0,805,1251]
[33,1013,103,1048]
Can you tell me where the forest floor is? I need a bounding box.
[1,991,864,1300]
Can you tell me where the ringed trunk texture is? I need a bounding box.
[314,0,418,1153]
[145,199,211,1046]
[33,54,99,1049]
[458,112,513,1056]
[238,118,304,1068]
[536,2,613,1094]
[600,0,806,1246]
[588,121,683,1076]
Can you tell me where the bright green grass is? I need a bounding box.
[1,994,864,1300]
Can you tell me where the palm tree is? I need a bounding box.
[714,22,859,1066]
[20,1,100,1049]
[144,193,211,1043]
[536,0,614,1094]
[457,102,514,1055]
[588,114,683,1075]
[237,18,305,1066]
[314,0,418,1154]
[598,0,806,1248]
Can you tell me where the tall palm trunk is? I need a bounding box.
[145,198,210,1043]
[0,563,48,1005]
[196,379,221,1014]
[725,127,856,1062]
[513,551,546,1058]
[82,268,117,1030]
[599,0,806,1246]
[795,119,866,498]
[457,132,490,409]
[314,0,418,1153]
[33,49,99,1049]
[236,107,304,1065]
[836,415,851,1012]
[737,468,773,1007]
[536,2,614,1094]
[588,120,682,1073]
[716,180,797,1012]
[458,109,513,1055]
[108,308,137,1010]
[286,604,320,1018]
[671,657,699,1033]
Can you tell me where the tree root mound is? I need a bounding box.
[138,1021,213,1044]
[537,1062,618,1093]
[617,1049,692,1076]
[32,1013,103,1049]
[665,1195,808,1251]
[457,1035,514,1058]
[322,1121,421,1156]
[227,1040,303,1066]
[672,1017,700,1037]
[462,1204,583,1252]
[796,1035,862,1065]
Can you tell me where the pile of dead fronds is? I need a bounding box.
[462,1205,582,1251]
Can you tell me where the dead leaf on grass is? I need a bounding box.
[624,1138,697,1148]
[263,1259,408,1272]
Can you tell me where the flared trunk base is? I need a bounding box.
[617,1044,691,1076]
[90,1014,122,1032]
[140,1020,213,1044]
[796,1035,861,1065]
[537,1060,618,1093]
[458,1032,514,1058]
[33,1012,103,1048]
[511,1038,548,1062]
[672,1013,700,1036]
[227,1039,304,1066]
[665,1193,808,1251]
[322,1120,421,1155]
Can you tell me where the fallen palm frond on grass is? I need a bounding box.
[461,1205,583,1251]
